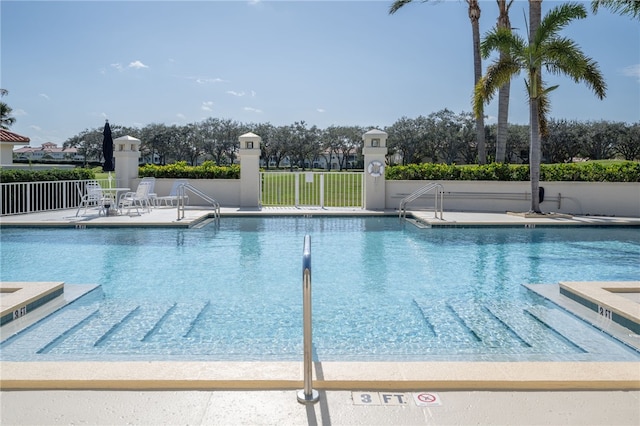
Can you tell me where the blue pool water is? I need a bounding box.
[1,217,639,362]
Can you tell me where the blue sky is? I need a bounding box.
[2,0,639,145]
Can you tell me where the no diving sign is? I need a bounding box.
[352,392,441,407]
[413,392,442,406]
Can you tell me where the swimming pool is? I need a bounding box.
[1,217,639,362]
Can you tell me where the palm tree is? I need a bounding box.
[495,0,514,163]
[473,2,607,213]
[0,89,16,130]
[389,0,486,164]
[591,0,640,19]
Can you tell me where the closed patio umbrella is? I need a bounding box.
[102,120,114,188]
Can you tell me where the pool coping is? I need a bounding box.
[1,360,638,391]
[0,207,639,228]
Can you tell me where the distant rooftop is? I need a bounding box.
[0,129,30,144]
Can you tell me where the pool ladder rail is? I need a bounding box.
[399,182,444,220]
[176,183,221,221]
[297,235,320,404]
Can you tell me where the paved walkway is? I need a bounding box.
[1,207,639,425]
[2,389,639,425]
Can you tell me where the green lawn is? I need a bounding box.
[261,172,363,207]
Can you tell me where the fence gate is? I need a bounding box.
[260,171,363,208]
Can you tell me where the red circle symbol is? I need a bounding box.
[417,393,436,403]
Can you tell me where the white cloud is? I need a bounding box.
[39,93,49,100]
[201,101,214,112]
[251,90,256,97]
[176,113,186,120]
[227,90,246,97]
[192,77,225,84]
[111,63,123,71]
[129,60,149,69]
[13,108,27,116]
[29,125,41,131]
[244,107,262,113]
[316,108,325,113]
[621,64,640,82]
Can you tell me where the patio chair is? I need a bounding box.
[140,177,157,207]
[156,179,189,206]
[76,181,113,217]
[118,180,152,215]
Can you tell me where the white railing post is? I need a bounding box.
[297,235,319,404]
[319,174,324,208]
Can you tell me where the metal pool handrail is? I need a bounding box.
[176,183,220,221]
[297,235,319,404]
[399,182,444,220]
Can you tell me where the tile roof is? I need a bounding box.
[0,129,30,143]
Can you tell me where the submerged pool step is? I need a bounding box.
[96,302,178,346]
[43,302,139,354]
[526,305,637,359]
[412,300,481,347]
[447,302,530,348]
[485,302,582,354]
[0,306,98,357]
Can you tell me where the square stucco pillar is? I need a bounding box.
[239,132,262,208]
[113,135,141,188]
[362,129,388,210]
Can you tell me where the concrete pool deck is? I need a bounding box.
[1,207,639,425]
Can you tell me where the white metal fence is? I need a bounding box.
[0,180,110,216]
[260,171,363,208]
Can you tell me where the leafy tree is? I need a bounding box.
[591,0,640,19]
[138,123,180,165]
[389,0,486,164]
[288,121,320,170]
[249,122,276,169]
[506,124,531,163]
[430,109,471,164]
[616,122,640,160]
[272,125,296,169]
[385,116,431,165]
[581,120,625,160]
[321,125,363,170]
[474,2,606,213]
[543,119,582,163]
[0,89,16,129]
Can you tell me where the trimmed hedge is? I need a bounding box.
[0,168,95,183]
[2,161,637,183]
[385,162,640,182]
[139,161,240,179]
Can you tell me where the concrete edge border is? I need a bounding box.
[1,361,638,391]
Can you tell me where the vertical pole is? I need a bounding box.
[297,235,319,404]
[319,174,324,209]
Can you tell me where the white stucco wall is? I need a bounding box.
[386,181,640,217]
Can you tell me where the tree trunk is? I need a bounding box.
[529,98,541,213]
[496,0,512,163]
[469,0,486,164]
[528,0,543,213]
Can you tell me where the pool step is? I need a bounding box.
[485,302,580,354]
[0,306,98,356]
[526,305,637,358]
[447,302,530,348]
[4,297,638,361]
[43,302,139,354]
